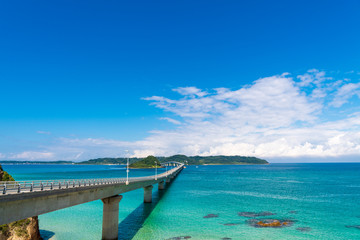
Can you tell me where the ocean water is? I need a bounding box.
[2,163,360,240]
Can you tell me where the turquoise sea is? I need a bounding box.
[2,163,360,240]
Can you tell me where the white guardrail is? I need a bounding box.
[0,164,183,195]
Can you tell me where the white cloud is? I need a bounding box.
[330,82,360,107]
[297,69,331,87]
[9,151,54,160]
[135,71,360,158]
[311,88,326,99]
[6,70,360,161]
[159,117,182,125]
[172,87,207,97]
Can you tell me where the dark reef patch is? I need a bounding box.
[166,236,191,240]
[289,211,298,214]
[296,227,311,232]
[223,223,241,226]
[247,219,294,228]
[221,238,232,240]
[203,214,219,218]
[345,225,360,230]
[238,211,275,218]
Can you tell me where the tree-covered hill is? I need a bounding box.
[129,155,161,168]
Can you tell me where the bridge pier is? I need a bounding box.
[158,181,165,190]
[166,177,171,183]
[101,195,122,240]
[144,185,153,203]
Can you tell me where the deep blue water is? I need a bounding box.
[2,163,360,239]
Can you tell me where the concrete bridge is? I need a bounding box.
[161,161,183,167]
[0,162,184,240]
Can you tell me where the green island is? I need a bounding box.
[129,155,161,168]
[77,154,268,167]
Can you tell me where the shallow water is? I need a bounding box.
[3,163,360,239]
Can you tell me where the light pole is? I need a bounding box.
[125,150,129,185]
[155,161,157,180]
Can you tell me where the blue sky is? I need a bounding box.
[1,1,360,162]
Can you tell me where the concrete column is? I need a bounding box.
[158,181,165,190]
[144,185,153,203]
[102,195,122,240]
[166,177,171,183]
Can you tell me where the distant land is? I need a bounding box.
[76,158,138,165]
[0,160,74,164]
[0,155,268,165]
[158,155,268,165]
[78,155,268,165]
[129,155,161,168]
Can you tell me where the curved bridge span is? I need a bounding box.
[0,162,184,240]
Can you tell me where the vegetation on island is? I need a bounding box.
[77,157,140,165]
[159,155,268,165]
[78,154,268,166]
[129,155,161,168]
[0,164,41,240]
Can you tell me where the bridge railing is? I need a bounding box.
[0,163,184,195]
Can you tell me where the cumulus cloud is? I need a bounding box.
[6,70,360,161]
[134,71,360,158]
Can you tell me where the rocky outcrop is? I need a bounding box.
[0,165,42,240]
[246,218,294,228]
[0,165,14,182]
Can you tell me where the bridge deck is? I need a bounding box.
[0,163,184,226]
[0,165,179,195]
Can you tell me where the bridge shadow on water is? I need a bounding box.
[118,181,174,240]
[39,229,55,240]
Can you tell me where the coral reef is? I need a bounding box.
[247,219,294,228]
[296,227,311,232]
[345,225,360,230]
[223,223,240,226]
[203,214,219,218]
